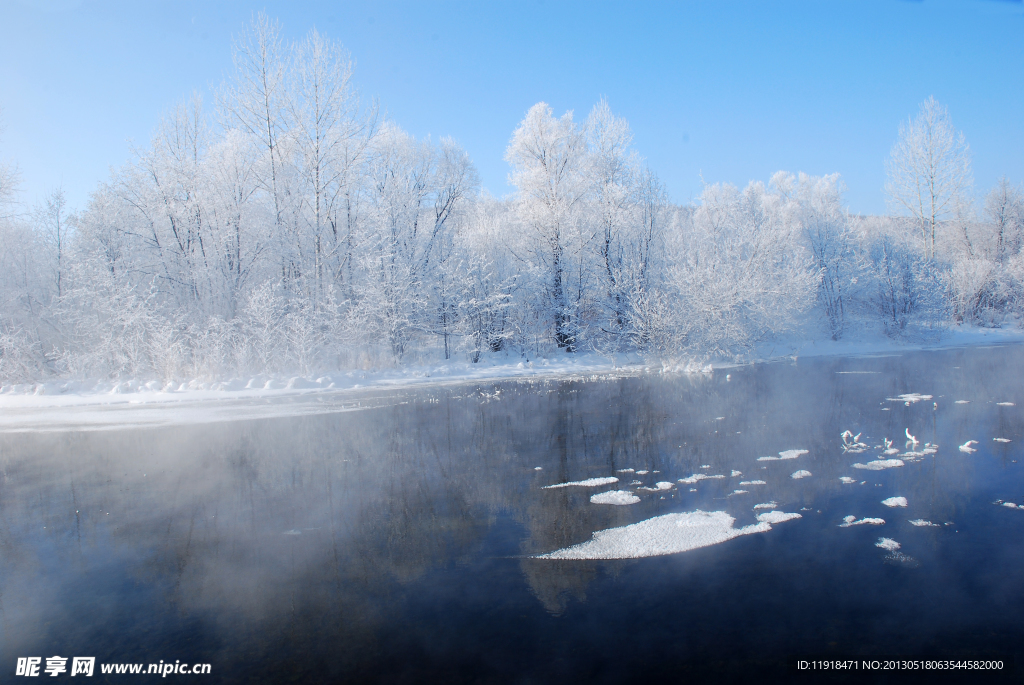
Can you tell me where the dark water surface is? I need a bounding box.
[2,345,1024,684]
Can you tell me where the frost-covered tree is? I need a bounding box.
[506,103,590,350]
[885,97,973,260]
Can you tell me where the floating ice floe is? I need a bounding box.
[877,438,900,456]
[677,473,725,484]
[852,459,905,471]
[534,467,544,471]
[283,529,302,535]
[1002,502,1018,509]
[959,440,978,453]
[757,510,802,524]
[753,501,778,510]
[839,476,857,484]
[876,537,901,551]
[882,496,908,508]
[739,480,766,485]
[888,393,933,405]
[997,402,1015,407]
[543,477,619,489]
[955,400,970,404]
[899,443,938,459]
[840,516,885,527]
[615,468,635,473]
[727,489,749,497]
[534,509,799,560]
[590,490,641,506]
[731,470,742,477]
[636,470,650,475]
[791,470,812,479]
[994,438,1012,443]
[758,449,808,462]
[638,482,674,492]
[909,519,939,527]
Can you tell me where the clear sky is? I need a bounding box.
[2,0,1022,216]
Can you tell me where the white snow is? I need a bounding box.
[959,440,978,453]
[638,481,674,492]
[753,501,778,510]
[852,459,905,470]
[840,516,885,527]
[543,477,619,489]
[876,537,901,551]
[590,490,641,506]
[1002,502,1018,509]
[757,449,808,462]
[908,519,939,527]
[534,509,799,560]
[882,496,908,508]
[756,510,802,524]
[839,476,857,484]
[739,480,766,485]
[887,394,933,404]
[731,470,742,477]
[677,473,725,484]
[790,470,812,479]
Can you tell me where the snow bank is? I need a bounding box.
[543,477,619,489]
[534,509,799,560]
[590,490,641,506]
[882,496,908,508]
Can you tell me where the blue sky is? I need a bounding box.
[2,0,1022,216]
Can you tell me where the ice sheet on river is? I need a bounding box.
[543,477,619,489]
[535,509,799,560]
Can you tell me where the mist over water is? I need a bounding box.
[2,345,1023,682]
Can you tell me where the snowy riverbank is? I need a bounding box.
[1,325,1022,431]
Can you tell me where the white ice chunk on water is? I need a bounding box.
[590,490,641,506]
[757,511,802,524]
[853,459,905,470]
[636,470,650,475]
[616,468,635,473]
[1002,502,1018,509]
[840,516,885,527]
[639,482,674,492]
[959,441,978,453]
[909,519,939,527]
[758,449,808,462]
[791,470,812,479]
[876,537,901,551]
[534,510,797,560]
[994,438,1012,443]
[997,402,1015,406]
[283,529,301,535]
[882,496,908,508]
[955,400,970,404]
[840,477,857,484]
[739,480,766,485]
[753,501,778,510]
[728,489,748,496]
[731,470,742,477]
[678,473,725,484]
[888,394,932,404]
[534,467,543,470]
[543,477,619,489]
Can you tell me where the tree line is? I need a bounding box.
[1,16,1022,384]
